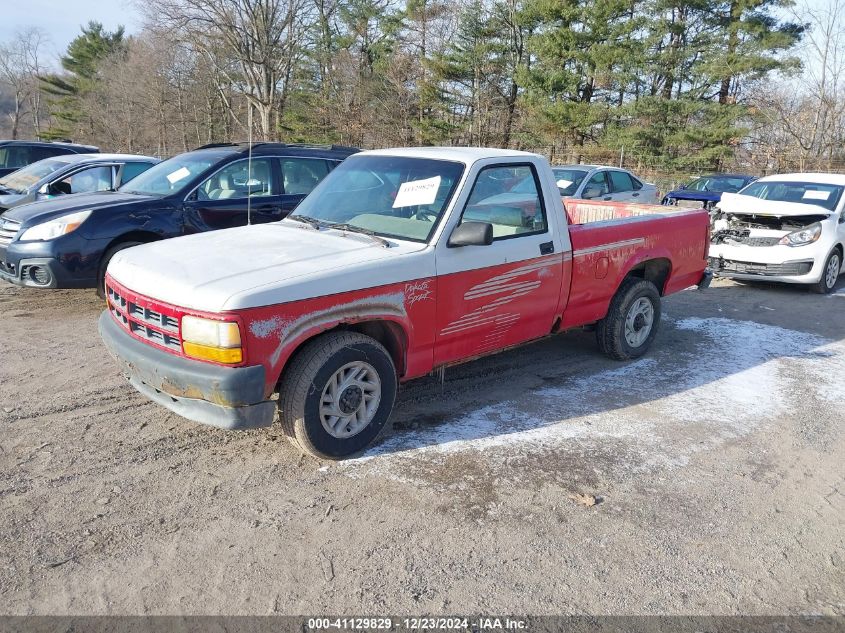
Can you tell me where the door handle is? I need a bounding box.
[603,196,612,201]
[632,192,640,197]
[540,241,554,255]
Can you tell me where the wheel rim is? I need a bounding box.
[825,254,840,289]
[624,297,655,348]
[319,361,382,439]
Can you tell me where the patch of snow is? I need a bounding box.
[342,317,845,479]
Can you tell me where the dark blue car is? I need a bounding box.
[0,142,358,294]
[662,173,756,209]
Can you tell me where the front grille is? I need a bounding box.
[0,218,21,247]
[107,282,182,352]
[709,257,814,277]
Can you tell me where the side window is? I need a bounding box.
[280,158,330,195]
[197,158,275,201]
[3,146,31,169]
[31,147,66,162]
[631,176,643,190]
[609,171,635,193]
[460,165,547,240]
[53,166,112,195]
[583,171,609,198]
[119,162,155,185]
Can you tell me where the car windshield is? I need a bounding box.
[289,155,465,242]
[687,176,750,193]
[118,152,219,196]
[0,158,71,194]
[552,168,588,195]
[738,180,844,211]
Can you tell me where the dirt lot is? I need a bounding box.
[0,278,843,615]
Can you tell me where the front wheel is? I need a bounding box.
[596,278,662,360]
[278,331,398,460]
[96,241,143,298]
[811,250,841,295]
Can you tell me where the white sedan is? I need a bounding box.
[552,165,659,204]
[709,173,845,293]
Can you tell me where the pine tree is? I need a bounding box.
[40,21,126,141]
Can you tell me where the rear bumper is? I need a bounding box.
[98,311,275,430]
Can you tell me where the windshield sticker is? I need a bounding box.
[392,176,441,208]
[166,166,191,184]
[556,179,573,188]
[803,190,830,200]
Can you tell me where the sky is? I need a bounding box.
[0,0,141,67]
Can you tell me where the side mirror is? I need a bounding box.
[51,181,72,196]
[582,186,601,199]
[448,221,493,247]
[38,183,50,195]
[678,184,687,190]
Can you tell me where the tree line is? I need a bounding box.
[0,0,843,181]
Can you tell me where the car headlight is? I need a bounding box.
[778,222,822,247]
[19,210,92,241]
[181,316,243,364]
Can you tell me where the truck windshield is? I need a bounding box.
[119,153,219,197]
[290,155,465,242]
[738,180,844,211]
[0,158,71,194]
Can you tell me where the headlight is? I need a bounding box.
[778,222,822,247]
[181,316,242,364]
[19,210,92,241]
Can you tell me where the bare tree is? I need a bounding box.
[0,28,49,138]
[139,0,312,140]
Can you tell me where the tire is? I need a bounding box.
[278,331,398,460]
[811,249,842,295]
[96,241,143,299]
[596,277,662,361]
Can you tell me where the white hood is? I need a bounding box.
[107,222,432,312]
[719,192,833,217]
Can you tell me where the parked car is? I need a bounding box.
[662,173,756,209]
[0,140,99,178]
[0,142,358,293]
[98,147,711,459]
[551,165,659,203]
[709,173,845,293]
[0,153,159,212]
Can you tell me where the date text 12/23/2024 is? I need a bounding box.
[307,617,528,630]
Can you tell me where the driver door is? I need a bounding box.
[183,158,282,231]
[434,164,563,365]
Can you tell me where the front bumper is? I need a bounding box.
[0,239,98,288]
[99,311,276,430]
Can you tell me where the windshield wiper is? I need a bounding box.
[287,214,325,230]
[326,222,391,247]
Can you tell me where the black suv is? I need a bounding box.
[0,142,358,292]
[0,140,99,178]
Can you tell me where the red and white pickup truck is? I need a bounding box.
[99,148,711,458]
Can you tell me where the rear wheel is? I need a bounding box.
[96,241,143,298]
[812,250,841,294]
[278,331,397,460]
[596,278,662,360]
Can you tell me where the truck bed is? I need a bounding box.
[564,199,703,225]
[561,199,710,329]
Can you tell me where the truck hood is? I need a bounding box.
[107,221,430,312]
[2,191,154,228]
[718,192,834,218]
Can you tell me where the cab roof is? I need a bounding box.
[360,146,543,164]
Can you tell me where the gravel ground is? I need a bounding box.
[0,278,843,615]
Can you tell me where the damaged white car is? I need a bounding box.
[709,173,845,293]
